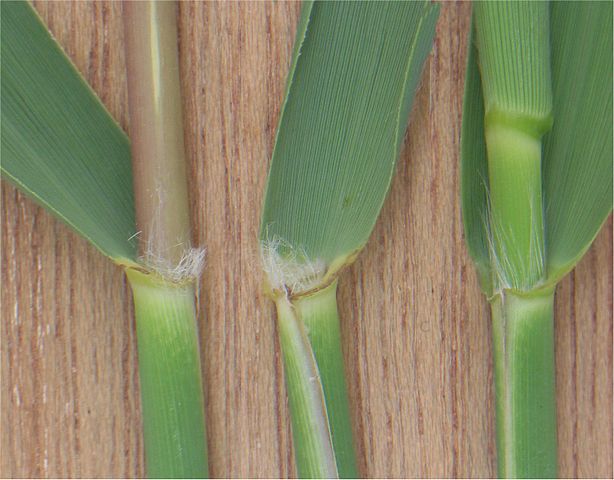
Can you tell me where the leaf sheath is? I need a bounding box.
[127,269,208,479]
[491,292,557,478]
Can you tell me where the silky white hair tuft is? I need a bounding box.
[260,236,326,296]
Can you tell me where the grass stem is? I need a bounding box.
[127,269,209,478]
[293,281,358,478]
[124,1,191,265]
[485,123,545,290]
[491,291,557,478]
[474,2,552,293]
[123,2,208,477]
[275,281,357,478]
[275,294,339,478]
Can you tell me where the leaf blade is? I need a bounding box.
[460,29,492,295]
[543,1,613,283]
[259,2,439,278]
[1,2,137,262]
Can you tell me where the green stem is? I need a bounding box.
[275,280,358,478]
[491,290,557,478]
[127,269,208,479]
[293,281,358,478]
[123,3,209,477]
[474,2,552,293]
[485,123,545,290]
[275,293,338,478]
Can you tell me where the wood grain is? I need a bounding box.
[1,2,612,478]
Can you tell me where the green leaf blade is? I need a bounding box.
[260,1,439,273]
[1,2,137,262]
[460,33,492,295]
[543,1,613,283]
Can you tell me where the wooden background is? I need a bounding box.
[1,2,612,478]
